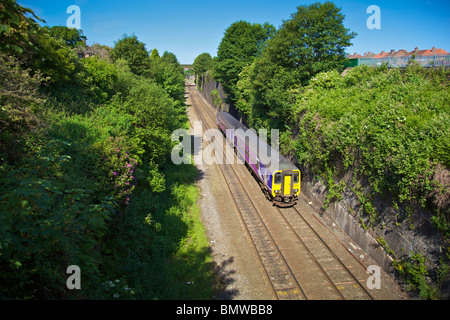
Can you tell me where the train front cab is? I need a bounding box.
[271,169,300,207]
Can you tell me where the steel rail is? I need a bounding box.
[290,206,375,300]
[275,207,346,299]
[188,85,307,300]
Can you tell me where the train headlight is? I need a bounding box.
[293,189,298,193]
[274,190,280,194]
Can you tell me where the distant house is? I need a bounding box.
[345,47,449,68]
[391,49,409,57]
[75,46,93,59]
[410,46,448,56]
[429,47,449,55]
[347,52,363,59]
[362,52,376,58]
[372,50,390,59]
[181,64,193,70]
[346,53,363,67]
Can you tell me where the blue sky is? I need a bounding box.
[20,0,450,64]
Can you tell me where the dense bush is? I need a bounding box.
[291,65,449,219]
[75,57,119,102]
[0,54,46,162]
[1,1,210,299]
[0,133,116,298]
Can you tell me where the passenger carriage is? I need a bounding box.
[217,111,300,207]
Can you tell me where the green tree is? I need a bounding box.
[235,62,256,121]
[239,1,356,127]
[193,52,212,77]
[160,51,178,65]
[214,20,275,102]
[111,34,151,76]
[16,27,78,84]
[150,48,160,60]
[153,53,186,107]
[263,1,356,85]
[76,56,119,102]
[44,26,87,48]
[109,79,180,164]
[0,0,43,54]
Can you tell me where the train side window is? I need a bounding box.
[274,173,281,184]
[293,172,299,183]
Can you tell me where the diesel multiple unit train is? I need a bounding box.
[216,111,300,207]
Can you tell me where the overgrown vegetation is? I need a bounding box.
[195,0,450,298]
[291,66,449,219]
[193,52,212,84]
[1,1,213,299]
[392,252,439,299]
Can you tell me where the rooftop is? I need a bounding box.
[347,47,448,59]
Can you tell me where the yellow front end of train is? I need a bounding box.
[271,169,301,206]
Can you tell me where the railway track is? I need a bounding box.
[277,206,374,300]
[188,85,306,300]
[187,83,375,300]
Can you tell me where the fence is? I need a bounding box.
[356,54,450,68]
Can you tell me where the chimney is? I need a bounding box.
[414,47,418,52]
[390,49,395,54]
[431,47,436,52]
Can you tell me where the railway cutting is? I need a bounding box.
[186,81,408,300]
